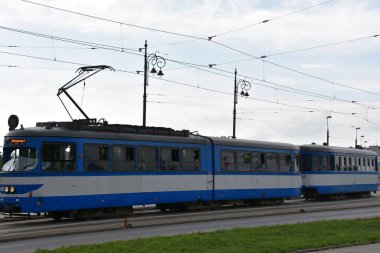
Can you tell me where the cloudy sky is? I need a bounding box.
[1,0,380,148]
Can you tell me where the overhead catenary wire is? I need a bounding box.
[20,0,207,41]
[211,0,335,38]
[209,40,380,98]
[1,24,379,112]
[16,1,380,99]
[206,34,380,66]
[2,49,380,128]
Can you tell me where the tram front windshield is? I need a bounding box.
[1,147,38,172]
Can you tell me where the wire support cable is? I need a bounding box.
[211,0,335,38]
[20,0,207,41]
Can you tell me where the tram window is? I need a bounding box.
[279,154,291,172]
[84,144,109,171]
[42,143,75,172]
[112,146,135,171]
[312,155,322,171]
[266,153,278,172]
[347,157,352,171]
[358,157,362,171]
[337,156,342,171]
[371,158,375,171]
[236,151,251,172]
[295,154,300,172]
[329,155,335,171]
[366,158,370,171]
[251,152,264,171]
[2,147,38,172]
[138,146,158,171]
[321,156,328,171]
[343,157,347,171]
[361,157,365,171]
[221,150,236,172]
[182,148,200,171]
[300,154,312,172]
[160,147,180,171]
[352,157,358,171]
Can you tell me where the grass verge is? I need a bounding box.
[36,218,380,253]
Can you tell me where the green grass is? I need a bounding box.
[36,218,380,253]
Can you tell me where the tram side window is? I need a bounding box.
[279,154,291,172]
[42,143,75,172]
[300,154,312,171]
[371,158,376,171]
[358,157,362,171]
[352,157,358,171]
[343,157,347,171]
[251,152,265,171]
[182,148,200,171]
[221,150,236,172]
[328,155,335,171]
[312,155,322,171]
[321,155,328,171]
[366,158,370,171]
[266,153,278,172]
[112,146,135,171]
[236,151,251,172]
[336,156,342,171]
[160,147,180,171]
[138,146,158,171]
[84,144,109,171]
[347,157,352,171]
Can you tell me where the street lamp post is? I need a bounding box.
[355,127,360,148]
[142,40,166,127]
[233,69,251,139]
[326,116,332,146]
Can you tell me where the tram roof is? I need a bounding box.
[300,144,378,156]
[210,137,299,151]
[5,124,298,150]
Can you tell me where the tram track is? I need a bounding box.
[1,195,379,243]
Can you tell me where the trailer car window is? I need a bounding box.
[251,152,264,171]
[182,148,200,171]
[312,155,322,171]
[84,144,110,171]
[221,150,236,172]
[266,153,278,172]
[328,155,334,171]
[42,143,75,172]
[300,154,312,172]
[160,147,180,171]
[138,146,158,171]
[279,154,291,172]
[352,157,358,171]
[112,146,135,171]
[236,151,250,172]
[321,155,328,171]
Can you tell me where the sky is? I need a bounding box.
[0,0,380,149]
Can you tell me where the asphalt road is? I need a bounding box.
[1,205,380,253]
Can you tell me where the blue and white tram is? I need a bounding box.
[299,144,378,199]
[0,120,301,219]
[212,138,301,203]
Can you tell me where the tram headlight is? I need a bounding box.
[10,186,15,193]
[4,186,9,193]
